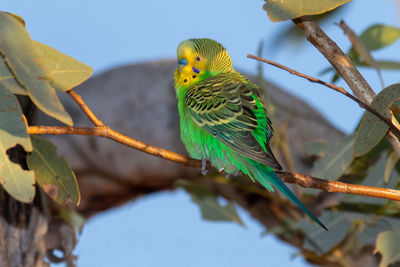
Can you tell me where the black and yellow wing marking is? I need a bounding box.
[184,73,282,170]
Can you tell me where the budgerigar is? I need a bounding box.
[174,38,327,230]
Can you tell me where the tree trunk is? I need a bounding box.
[0,97,76,267]
[0,188,49,267]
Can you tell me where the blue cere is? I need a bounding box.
[178,58,188,66]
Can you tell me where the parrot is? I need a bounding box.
[173,38,327,230]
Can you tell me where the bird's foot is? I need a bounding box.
[201,159,208,175]
[223,173,232,179]
[218,168,232,178]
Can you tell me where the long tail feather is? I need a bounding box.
[254,165,328,231]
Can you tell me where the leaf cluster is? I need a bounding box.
[0,12,92,206]
[260,1,400,266]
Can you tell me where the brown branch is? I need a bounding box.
[292,16,375,103]
[28,125,204,168]
[247,54,400,138]
[27,89,400,203]
[27,125,400,202]
[67,90,104,126]
[292,16,400,155]
[278,172,400,201]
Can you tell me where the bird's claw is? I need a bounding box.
[201,159,208,175]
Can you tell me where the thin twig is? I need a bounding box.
[335,20,400,149]
[67,90,104,126]
[277,172,400,201]
[337,20,385,89]
[292,16,400,156]
[28,125,204,168]
[292,16,375,103]
[27,125,400,202]
[247,54,400,138]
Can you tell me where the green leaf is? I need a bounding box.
[343,153,398,205]
[325,60,400,84]
[340,21,384,86]
[5,12,26,27]
[0,86,31,151]
[360,24,400,51]
[0,12,72,125]
[347,24,400,62]
[353,84,400,157]
[349,30,377,70]
[33,41,93,92]
[302,140,327,157]
[27,136,80,206]
[0,57,25,95]
[355,60,400,70]
[318,66,334,76]
[59,209,85,231]
[331,72,340,83]
[321,24,400,83]
[317,66,341,84]
[267,5,348,51]
[344,152,371,178]
[178,180,243,225]
[312,134,354,180]
[358,218,400,247]
[262,0,351,22]
[347,47,359,60]
[384,150,399,184]
[0,85,35,202]
[300,211,364,254]
[375,231,400,267]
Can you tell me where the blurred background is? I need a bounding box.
[3,1,400,266]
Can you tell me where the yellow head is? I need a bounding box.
[174,38,233,88]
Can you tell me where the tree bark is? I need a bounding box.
[0,97,76,267]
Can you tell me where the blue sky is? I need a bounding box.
[3,1,400,266]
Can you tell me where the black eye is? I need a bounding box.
[196,56,201,61]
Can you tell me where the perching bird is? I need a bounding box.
[174,38,327,230]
